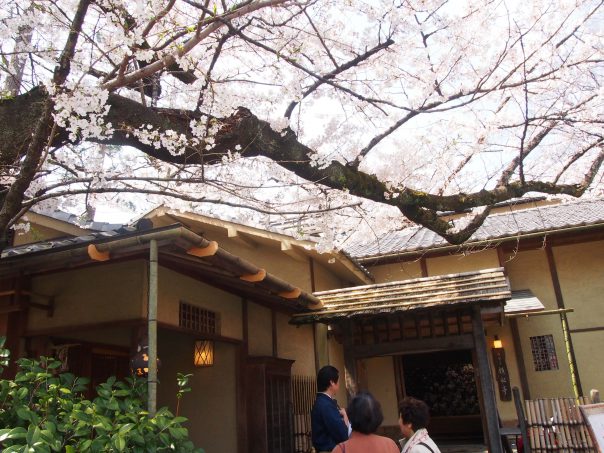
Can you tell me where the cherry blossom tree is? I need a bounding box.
[0,0,602,249]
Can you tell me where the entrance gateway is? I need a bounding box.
[396,350,482,441]
[291,268,512,453]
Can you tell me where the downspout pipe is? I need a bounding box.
[148,239,158,416]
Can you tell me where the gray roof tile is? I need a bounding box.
[347,197,604,259]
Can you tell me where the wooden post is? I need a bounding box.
[513,387,531,453]
[147,239,158,417]
[342,320,357,401]
[510,318,531,400]
[472,304,503,453]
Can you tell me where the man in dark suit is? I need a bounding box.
[311,365,350,452]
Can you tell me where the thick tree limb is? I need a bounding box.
[1,87,597,244]
[0,0,92,247]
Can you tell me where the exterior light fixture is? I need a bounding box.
[131,343,160,377]
[194,340,214,367]
[491,335,511,401]
[131,345,150,377]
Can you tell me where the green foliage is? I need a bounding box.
[175,373,192,417]
[0,342,203,453]
[0,336,9,373]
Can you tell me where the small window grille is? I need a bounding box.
[530,335,559,371]
[179,302,218,334]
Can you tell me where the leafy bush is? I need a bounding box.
[0,338,203,452]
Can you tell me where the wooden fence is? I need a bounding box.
[518,391,599,452]
[292,375,316,453]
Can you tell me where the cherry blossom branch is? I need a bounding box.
[102,0,289,91]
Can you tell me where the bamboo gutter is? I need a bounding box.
[0,224,321,307]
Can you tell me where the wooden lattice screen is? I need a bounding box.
[291,375,316,453]
[524,396,597,452]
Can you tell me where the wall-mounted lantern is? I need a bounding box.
[194,340,214,367]
[131,344,161,377]
[131,344,150,377]
[493,335,503,349]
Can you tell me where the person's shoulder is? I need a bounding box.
[373,434,399,451]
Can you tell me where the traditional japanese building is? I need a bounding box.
[1,196,603,453]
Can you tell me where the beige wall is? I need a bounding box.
[371,260,423,283]
[370,248,499,283]
[13,224,66,245]
[157,266,243,340]
[313,260,343,291]
[551,240,604,395]
[363,356,399,426]
[427,249,499,276]
[503,248,575,397]
[247,302,272,356]
[571,331,604,394]
[28,260,146,331]
[276,312,315,376]
[157,329,237,453]
[201,234,314,292]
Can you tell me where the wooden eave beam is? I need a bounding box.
[227,226,258,248]
[0,289,54,316]
[352,334,474,358]
[281,240,308,262]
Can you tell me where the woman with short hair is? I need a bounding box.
[332,391,399,453]
[398,397,441,453]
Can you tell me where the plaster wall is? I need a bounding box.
[426,249,500,276]
[276,312,315,376]
[571,331,604,394]
[363,356,399,426]
[53,327,132,347]
[204,235,314,292]
[502,248,575,397]
[247,301,272,356]
[551,240,604,395]
[27,260,146,331]
[313,260,343,291]
[156,266,242,340]
[13,224,71,246]
[157,329,237,453]
[370,260,423,283]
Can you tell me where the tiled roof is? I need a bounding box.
[346,197,604,260]
[1,224,321,309]
[2,230,127,259]
[291,268,510,324]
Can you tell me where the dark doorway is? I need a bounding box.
[396,350,483,441]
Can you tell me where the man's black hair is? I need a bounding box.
[317,365,339,392]
[398,397,430,430]
[347,391,384,434]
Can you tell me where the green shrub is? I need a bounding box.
[0,338,203,452]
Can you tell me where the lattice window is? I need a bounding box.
[530,335,559,371]
[179,302,219,334]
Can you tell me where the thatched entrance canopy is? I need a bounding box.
[291,268,511,324]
